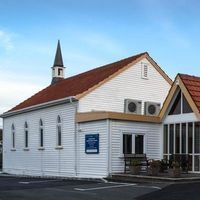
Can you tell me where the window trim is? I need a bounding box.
[24,121,29,148]
[39,119,44,148]
[56,115,63,148]
[120,131,146,157]
[168,90,192,115]
[11,123,15,149]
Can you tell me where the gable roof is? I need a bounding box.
[6,52,172,114]
[180,74,200,111]
[159,73,200,119]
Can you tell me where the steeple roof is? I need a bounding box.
[53,40,64,67]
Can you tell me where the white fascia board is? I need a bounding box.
[0,96,78,118]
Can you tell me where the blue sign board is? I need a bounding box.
[85,134,99,154]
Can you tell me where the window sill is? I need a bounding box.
[23,148,30,151]
[55,146,63,150]
[38,147,45,150]
[10,148,16,151]
[141,76,148,80]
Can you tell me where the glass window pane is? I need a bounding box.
[40,129,43,147]
[163,125,168,154]
[169,124,174,154]
[183,95,193,113]
[175,124,180,153]
[188,155,193,171]
[123,134,132,154]
[25,122,28,128]
[194,155,200,171]
[57,116,61,123]
[182,123,186,154]
[25,130,28,148]
[12,132,15,148]
[169,91,181,115]
[188,123,193,153]
[57,126,62,146]
[195,122,200,153]
[40,119,43,126]
[135,135,143,154]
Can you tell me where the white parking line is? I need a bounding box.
[19,180,61,184]
[74,183,136,191]
[132,185,162,190]
[19,182,29,184]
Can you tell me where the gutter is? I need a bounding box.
[0,96,78,118]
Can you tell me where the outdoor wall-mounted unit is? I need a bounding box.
[144,101,161,116]
[124,99,142,114]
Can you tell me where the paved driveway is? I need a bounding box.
[137,181,200,200]
[0,176,162,200]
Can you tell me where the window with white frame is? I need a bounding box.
[122,133,144,154]
[39,119,44,148]
[57,115,62,146]
[24,121,29,148]
[11,123,15,149]
[163,122,200,172]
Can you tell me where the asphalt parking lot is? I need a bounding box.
[0,176,163,200]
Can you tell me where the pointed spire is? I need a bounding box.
[51,40,65,85]
[53,40,64,67]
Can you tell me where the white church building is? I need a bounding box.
[2,41,200,178]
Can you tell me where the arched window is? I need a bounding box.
[24,121,29,148]
[57,115,62,146]
[11,124,15,148]
[39,119,44,148]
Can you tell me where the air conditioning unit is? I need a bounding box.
[145,101,161,116]
[124,99,142,114]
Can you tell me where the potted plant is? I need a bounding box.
[149,160,160,176]
[130,159,141,175]
[172,161,181,178]
[160,159,168,173]
[168,160,181,177]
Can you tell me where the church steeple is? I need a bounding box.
[51,40,65,85]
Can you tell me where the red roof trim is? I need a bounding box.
[179,73,200,111]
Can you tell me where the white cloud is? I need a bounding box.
[0,30,14,51]
[0,70,47,127]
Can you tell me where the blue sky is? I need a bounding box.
[1,0,200,126]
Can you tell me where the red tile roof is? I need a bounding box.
[179,74,200,110]
[8,52,170,113]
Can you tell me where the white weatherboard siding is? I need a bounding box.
[3,102,77,177]
[78,58,171,114]
[164,113,198,124]
[77,120,108,178]
[110,120,162,173]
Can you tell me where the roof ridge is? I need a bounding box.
[7,51,165,113]
[63,52,147,81]
[179,73,200,79]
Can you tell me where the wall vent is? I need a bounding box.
[141,63,148,79]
